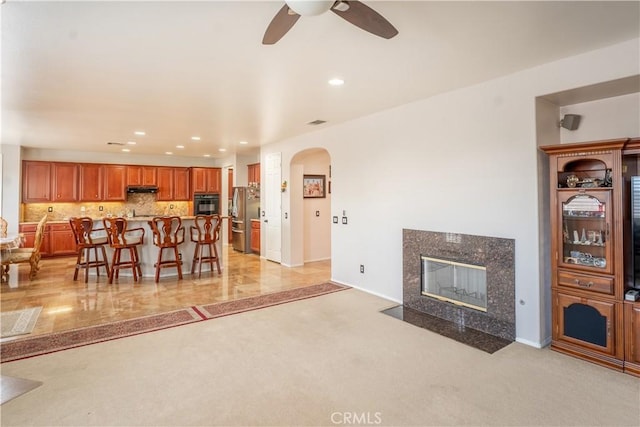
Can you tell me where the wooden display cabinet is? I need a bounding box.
[624,301,640,377]
[541,139,627,371]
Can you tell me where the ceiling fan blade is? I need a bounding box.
[330,1,398,39]
[262,4,301,45]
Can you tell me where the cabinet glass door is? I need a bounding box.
[559,190,612,274]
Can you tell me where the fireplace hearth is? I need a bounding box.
[403,229,515,341]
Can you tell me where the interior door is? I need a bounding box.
[264,152,282,263]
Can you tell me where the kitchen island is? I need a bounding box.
[100,216,223,279]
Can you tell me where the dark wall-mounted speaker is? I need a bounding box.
[561,114,581,130]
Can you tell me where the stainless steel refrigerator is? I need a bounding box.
[231,186,260,253]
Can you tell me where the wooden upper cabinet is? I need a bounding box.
[191,167,221,194]
[126,166,157,186]
[248,163,261,185]
[157,167,191,201]
[51,162,79,202]
[103,165,126,201]
[174,168,190,201]
[156,167,174,201]
[22,161,52,202]
[79,163,104,201]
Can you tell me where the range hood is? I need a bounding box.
[126,185,159,194]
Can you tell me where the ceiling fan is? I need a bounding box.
[262,0,398,45]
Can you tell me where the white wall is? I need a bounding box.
[0,144,21,233]
[560,93,640,143]
[262,38,640,347]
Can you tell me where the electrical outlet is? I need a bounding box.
[360,265,364,274]
[47,206,53,212]
[315,210,320,217]
[333,216,338,224]
[342,216,348,224]
[99,206,104,211]
[178,253,182,260]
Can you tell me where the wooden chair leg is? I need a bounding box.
[108,248,118,284]
[73,249,82,281]
[191,243,199,275]
[84,247,90,283]
[174,246,183,280]
[155,247,163,283]
[101,245,110,275]
[213,244,221,274]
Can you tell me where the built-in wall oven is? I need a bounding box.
[193,193,219,215]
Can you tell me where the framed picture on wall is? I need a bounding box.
[303,175,326,198]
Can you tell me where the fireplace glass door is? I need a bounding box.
[421,256,487,312]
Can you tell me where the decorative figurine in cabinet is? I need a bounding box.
[541,139,627,371]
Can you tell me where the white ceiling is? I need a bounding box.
[2,1,639,159]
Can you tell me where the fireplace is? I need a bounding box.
[421,256,487,312]
[404,229,515,341]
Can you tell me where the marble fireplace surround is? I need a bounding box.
[403,229,515,341]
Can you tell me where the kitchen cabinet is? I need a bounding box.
[19,223,50,257]
[173,168,191,200]
[48,223,77,256]
[541,139,627,371]
[624,302,640,377]
[79,163,104,201]
[191,167,221,194]
[157,167,190,201]
[52,162,79,202]
[22,161,51,202]
[103,165,126,201]
[127,166,157,186]
[248,163,261,185]
[19,222,76,258]
[250,220,260,254]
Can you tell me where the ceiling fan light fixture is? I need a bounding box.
[332,1,350,12]
[285,0,333,16]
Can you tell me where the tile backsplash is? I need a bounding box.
[22,194,190,222]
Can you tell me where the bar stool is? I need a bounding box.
[69,217,110,283]
[148,216,185,283]
[190,214,222,278]
[103,217,145,284]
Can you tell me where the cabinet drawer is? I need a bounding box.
[557,270,613,295]
[48,223,71,231]
[251,220,260,229]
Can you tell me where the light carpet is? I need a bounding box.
[0,307,42,338]
[1,289,638,426]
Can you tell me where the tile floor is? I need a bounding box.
[0,246,331,338]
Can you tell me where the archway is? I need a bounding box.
[289,148,331,267]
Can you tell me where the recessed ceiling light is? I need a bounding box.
[134,131,146,136]
[203,154,211,157]
[328,78,344,86]
[191,136,201,141]
[165,151,173,155]
[176,145,185,149]
[239,140,248,145]
[218,148,226,152]
[122,148,130,152]
[127,141,137,145]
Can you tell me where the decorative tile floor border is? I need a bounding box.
[1,282,348,363]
